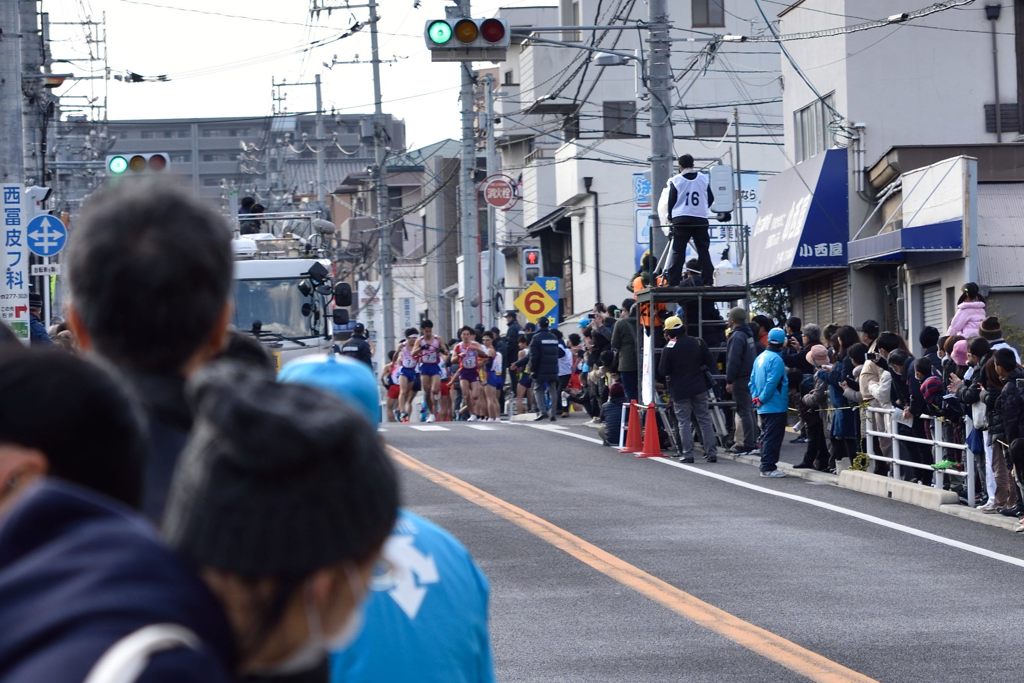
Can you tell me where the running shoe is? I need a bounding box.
[425,414,436,423]
[759,470,787,478]
[467,415,478,422]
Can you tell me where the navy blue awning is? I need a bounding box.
[848,219,963,263]
[748,148,849,285]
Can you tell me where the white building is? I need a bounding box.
[493,1,785,322]
[750,0,1024,340]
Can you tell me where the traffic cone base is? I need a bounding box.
[636,402,662,458]
[620,400,643,453]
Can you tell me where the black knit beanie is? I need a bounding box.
[163,362,399,577]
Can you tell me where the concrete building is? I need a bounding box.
[53,113,404,213]
[750,0,1024,342]
[494,1,784,323]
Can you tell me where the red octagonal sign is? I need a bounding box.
[481,174,518,210]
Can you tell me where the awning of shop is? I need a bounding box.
[847,219,963,263]
[748,148,849,285]
[525,207,569,235]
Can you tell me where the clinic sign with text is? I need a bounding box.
[1,185,29,342]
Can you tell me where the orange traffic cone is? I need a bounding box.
[620,400,643,453]
[636,403,662,458]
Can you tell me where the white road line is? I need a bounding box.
[467,425,497,431]
[527,424,604,444]
[536,425,1024,569]
[409,425,450,432]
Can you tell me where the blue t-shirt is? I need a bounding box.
[330,510,495,683]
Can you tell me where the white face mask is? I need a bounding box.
[254,568,367,675]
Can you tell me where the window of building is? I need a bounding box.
[603,100,637,138]
[170,152,191,163]
[201,177,221,187]
[692,0,725,28]
[563,112,580,142]
[503,70,515,86]
[140,130,155,139]
[794,92,835,163]
[694,118,729,138]
[201,152,235,162]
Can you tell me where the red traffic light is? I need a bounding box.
[480,18,505,43]
[525,250,539,265]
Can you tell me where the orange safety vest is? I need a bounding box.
[632,274,667,327]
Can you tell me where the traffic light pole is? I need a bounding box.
[484,73,497,329]
[314,74,326,207]
[369,0,395,358]
[457,0,480,329]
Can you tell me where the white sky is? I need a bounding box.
[44,0,547,148]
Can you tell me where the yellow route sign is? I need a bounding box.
[514,282,556,323]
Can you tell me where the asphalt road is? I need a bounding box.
[381,415,1024,682]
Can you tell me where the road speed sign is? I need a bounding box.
[513,282,556,323]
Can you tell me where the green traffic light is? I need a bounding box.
[427,20,452,44]
[108,155,128,174]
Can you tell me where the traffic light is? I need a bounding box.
[106,153,169,175]
[424,17,510,62]
[521,246,540,282]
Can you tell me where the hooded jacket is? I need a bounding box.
[0,480,235,683]
[946,301,987,338]
[749,346,788,414]
[725,323,757,382]
[528,328,561,380]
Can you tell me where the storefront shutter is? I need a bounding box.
[921,282,943,331]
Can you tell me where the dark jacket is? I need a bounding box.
[991,367,1024,442]
[0,480,235,682]
[600,396,627,444]
[611,310,638,373]
[29,314,52,346]
[504,321,521,363]
[338,334,373,367]
[127,372,192,522]
[658,334,712,400]
[528,329,560,380]
[725,324,756,383]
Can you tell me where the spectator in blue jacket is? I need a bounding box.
[749,328,789,477]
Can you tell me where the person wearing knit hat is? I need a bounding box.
[951,339,969,368]
[163,363,399,680]
[978,316,1021,362]
[279,355,497,683]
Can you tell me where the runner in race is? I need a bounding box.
[381,350,402,422]
[438,355,453,421]
[451,326,491,421]
[413,320,447,423]
[395,327,420,422]
[481,331,504,421]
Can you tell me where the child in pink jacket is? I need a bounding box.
[946,282,986,338]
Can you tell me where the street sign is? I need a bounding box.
[30,264,61,276]
[513,282,556,324]
[1,184,29,343]
[534,276,561,327]
[481,174,518,210]
[25,214,68,258]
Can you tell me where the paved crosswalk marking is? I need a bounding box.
[409,425,451,432]
[467,425,497,431]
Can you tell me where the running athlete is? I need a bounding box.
[437,356,453,422]
[381,350,402,422]
[481,331,504,421]
[451,326,491,421]
[395,327,420,422]
[413,319,448,423]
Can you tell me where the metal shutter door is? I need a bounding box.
[817,279,834,326]
[831,273,848,326]
[921,282,943,331]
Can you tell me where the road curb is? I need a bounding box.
[718,451,839,484]
[838,470,959,508]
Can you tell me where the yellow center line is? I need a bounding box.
[389,445,877,683]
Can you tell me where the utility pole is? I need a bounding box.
[484,73,497,330]
[646,0,673,257]
[369,0,395,356]
[1,2,25,183]
[456,0,480,328]
[314,73,326,205]
[733,108,750,300]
